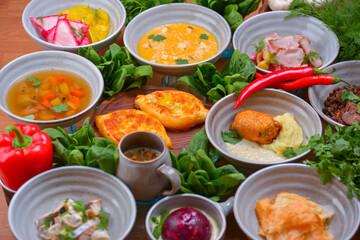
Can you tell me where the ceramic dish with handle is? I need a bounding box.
[8,166,137,240]
[0,50,103,129]
[22,0,126,52]
[308,60,360,127]
[233,163,360,240]
[123,3,231,76]
[205,89,322,170]
[232,11,339,74]
[145,193,234,240]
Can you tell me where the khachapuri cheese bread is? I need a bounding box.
[95,109,173,148]
[134,90,209,131]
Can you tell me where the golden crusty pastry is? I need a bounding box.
[95,109,173,149]
[255,192,334,240]
[134,90,209,130]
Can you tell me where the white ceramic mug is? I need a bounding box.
[117,131,181,201]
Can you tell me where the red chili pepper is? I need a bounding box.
[233,67,333,109]
[255,72,263,79]
[0,124,53,191]
[269,75,347,91]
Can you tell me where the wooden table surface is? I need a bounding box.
[1,0,359,240]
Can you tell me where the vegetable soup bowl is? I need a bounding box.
[8,166,137,240]
[232,11,339,74]
[123,3,231,76]
[308,60,360,127]
[145,194,234,240]
[205,89,322,170]
[233,163,360,240]
[22,0,126,52]
[0,51,103,129]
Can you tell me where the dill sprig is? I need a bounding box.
[288,0,360,62]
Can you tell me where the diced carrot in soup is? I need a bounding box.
[7,70,91,121]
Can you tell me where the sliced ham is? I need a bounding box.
[266,35,300,53]
[276,48,305,68]
[264,32,280,43]
[299,36,322,68]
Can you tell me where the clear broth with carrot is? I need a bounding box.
[7,70,92,121]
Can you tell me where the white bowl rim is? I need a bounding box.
[308,60,360,128]
[145,193,227,240]
[205,89,322,166]
[22,0,126,51]
[0,50,104,125]
[123,3,231,69]
[233,163,360,239]
[232,10,339,74]
[8,166,137,239]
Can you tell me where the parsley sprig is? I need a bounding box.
[151,210,170,239]
[148,34,166,42]
[27,77,41,88]
[175,59,189,65]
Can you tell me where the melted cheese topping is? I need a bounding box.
[138,23,218,65]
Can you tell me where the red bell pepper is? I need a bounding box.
[0,124,53,191]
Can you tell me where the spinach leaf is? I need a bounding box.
[187,128,209,156]
[221,129,242,144]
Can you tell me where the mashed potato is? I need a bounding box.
[262,113,303,155]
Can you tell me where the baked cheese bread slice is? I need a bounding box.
[95,109,173,148]
[135,90,209,130]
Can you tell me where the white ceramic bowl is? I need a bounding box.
[22,0,126,52]
[8,166,137,240]
[233,163,360,240]
[0,51,104,129]
[205,89,322,170]
[308,60,360,127]
[123,3,231,76]
[232,11,339,74]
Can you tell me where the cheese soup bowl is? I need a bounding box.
[308,60,360,127]
[123,3,231,76]
[205,89,322,170]
[232,11,339,74]
[233,163,360,240]
[0,51,104,129]
[22,0,126,52]
[8,166,137,240]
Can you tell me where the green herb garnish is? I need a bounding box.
[341,90,360,114]
[96,210,110,230]
[72,200,85,212]
[57,13,63,18]
[221,129,242,144]
[152,210,170,239]
[43,215,53,229]
[27,77,41,88]
[59,227,75,240]
[175,59,189,65]
[23,114,35,120]
[94,9,100,20]
[282,145,309,158]
[38,16,44,25]
[303,51,321,64]
[60,211,71,217]
[51,104,69,113]
[148,34,166,42]
[70,26,80,38]
[253,37,265,52]
[200,34,209,40]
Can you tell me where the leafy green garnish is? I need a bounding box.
[200,34,209,40]
[341,90,360,114]
[152,210,170,239]
[148,34,166,42]
[79,44,153,99]
[72,200,85,213]
[96,211,110,230]
[170,129,245,200]
[253,37,265,52]
[38,16,44,25]
[94,9,100,20]
[43,117,119,175]
[303,51,321,64]
[57,13,63,18]
[43,215,53,229]
[23,114,35,120]
[59,227,75,240]
[51,104,69,113]
[282,145,309,158]
[27,77,41,88]
[288,0,360,62]
[221,130,242,144]
[178,50,256,103]
[175,59,189,65]
[60,211,71,217]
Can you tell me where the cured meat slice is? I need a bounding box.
[276,48,305,68]
[299,36,322,68]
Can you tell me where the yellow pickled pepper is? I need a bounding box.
[57,5,110,43]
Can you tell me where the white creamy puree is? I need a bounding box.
[151,208,219,240]
[225,139,286,162]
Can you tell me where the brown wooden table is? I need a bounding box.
[1,0,359,239]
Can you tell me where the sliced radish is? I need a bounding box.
[46,27,55,43]
[80,37,91,46]
[30,14,67,32]
[52,19,79,46]
[67,20,90,44]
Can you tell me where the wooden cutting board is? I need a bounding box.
[90,85,212,155]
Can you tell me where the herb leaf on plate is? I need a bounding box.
[221,129,242,144]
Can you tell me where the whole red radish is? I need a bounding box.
[162,207,212,240]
